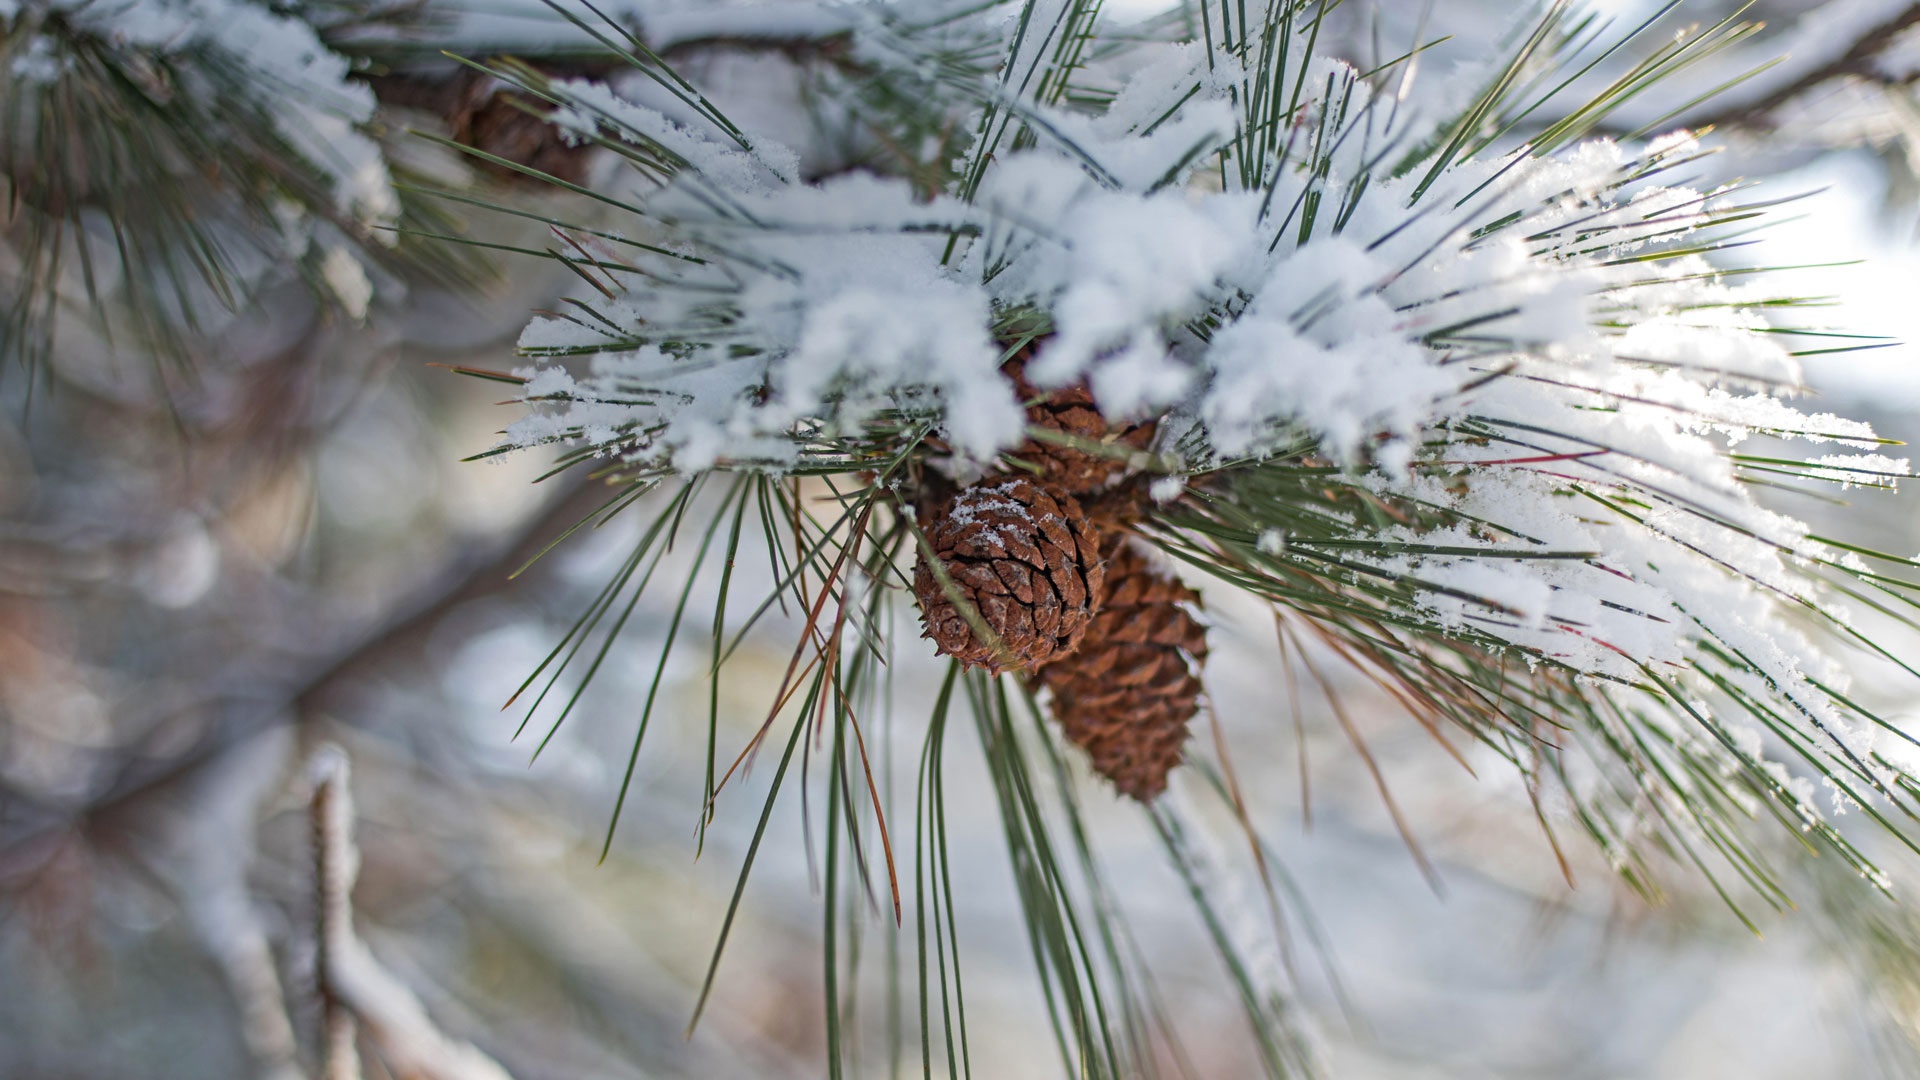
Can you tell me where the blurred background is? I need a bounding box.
[8,0,1920,1076]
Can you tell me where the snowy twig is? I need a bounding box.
[308,745,515,1080]
[311,745,363,1080]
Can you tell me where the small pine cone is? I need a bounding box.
[450,85,593,187]
[370,69,593,187]
[1004,345,1156,495]
[914,478,1104,674]
[1040,534,1207,802]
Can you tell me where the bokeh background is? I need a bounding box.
[8,0,1920,1076]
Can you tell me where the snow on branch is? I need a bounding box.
[482,1,1920,892]
[27,0,400,227]
[309,745,515,1080]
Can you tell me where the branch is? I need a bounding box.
[0,474,611,861]
[310,744,515,1080]
[312,744,365,1080]
[137,729,307,1080]
[1682,2,1920,133]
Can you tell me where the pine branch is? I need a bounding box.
[208,2,1920,1071]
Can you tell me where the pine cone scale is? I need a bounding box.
[1035,535,1207,802]
[914,479,1104,674]
[1001,345,1157,496]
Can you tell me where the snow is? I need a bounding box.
[59,0,398,228]
[1802,453,1911,489]
[549,75,798,189]
[1201,233,1456,462]
[319,246,373,322]
[494,0,1915,848]
[8,31,64,81]
[979,153,1258,407]
[774,269,1020,456]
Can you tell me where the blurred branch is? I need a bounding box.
[1685,3,1920,132]
[151,729,308,1080]
[309,744,514,1080]
[0,474,608,860]
[316,744,362,1080]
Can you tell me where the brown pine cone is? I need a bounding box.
[449,83,593,187]
[1003,343,1156,495]
[1039,534,1206,801]
[913,478,1104,674]
[368,68,594,187]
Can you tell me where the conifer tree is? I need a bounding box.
[13,1,1920,1075]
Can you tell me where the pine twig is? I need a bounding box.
[311,745,364,1080]
[312,745,364,1076]
[308,744,515,1080]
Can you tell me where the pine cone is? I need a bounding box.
[449,84,593,187]
[1039,534,1206,801]
[369,69,593,187]
[913,478,1104,674]
[1004,344,1156,495]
